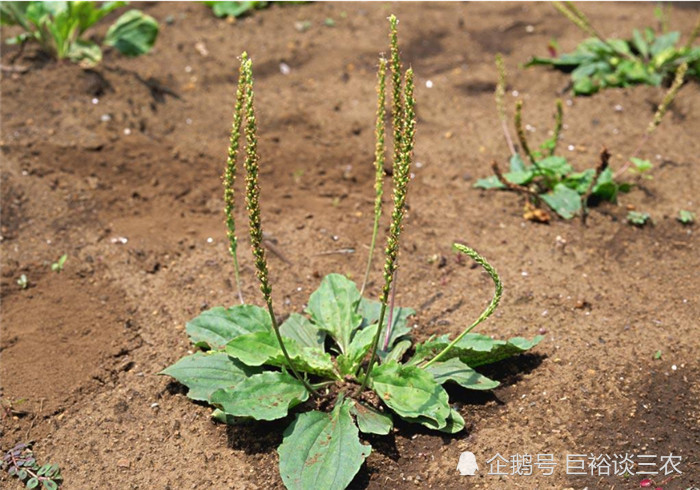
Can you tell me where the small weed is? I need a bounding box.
[162,17,541,490]
[526,2,700,95]
[51,255,67,273]
[17,274,28,289]
[653,350,662,360]
[677,209,695,225]
[478,55,687,222]
[627,211,651,226]
[0,2,159,67]
[1,442,62,489]
[204,1,269,19]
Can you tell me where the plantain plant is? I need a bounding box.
[161,16,542,490]
[476,55,688,222]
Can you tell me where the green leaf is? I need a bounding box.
[412,333,543,368]
[18,469,27,479]
[278,399,371,490]
[71,1,127,34]
[66,38,102,66]
[210,371,308,421]
[423,357,500,390]
[677,209,695,225]
[509,154,526,172]
[349,401,393,435]
[536,156,572,178]
[629,157,653,173]
[104,9,158,57]
[473,169,534,189]
[337,323,377,375]
[627,211,651,226]
[632,29,649,59]
[357,297,415,357]
[541,183,582,219]
[186,305,272,349]
[159,352,260,402]
[279,313,325,349]
[306,274,362,354]
[562,169,595,194]
[204,1,268,18]
[42,480,58,490]
[383,338,412,364]
[439,409,466,434]
[591,167,620,202]
[26,477,39,489]
[371,361,451,428]
[650,31,680,57]
[226,331,338,379]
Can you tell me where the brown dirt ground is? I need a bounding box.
[1,2,699,489]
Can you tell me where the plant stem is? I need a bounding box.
[515,100,541,172]
[613,62,687,179]
[495,53,516,156]
[360,67,415,394]
[422,244,502,368]
[550,99,563,156]
[224,52,248,304]
[382,270,398,350]
[360,58,387,297]
[240,56,317,396]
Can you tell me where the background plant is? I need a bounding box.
[2,442,62,489]
[525,2,699,95]
[477,56,687,222]
[0,1,159,67]
[162,17,542,490]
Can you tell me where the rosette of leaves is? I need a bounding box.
[525,2,700,95]
[0,1,159,66]
[2,442,62,489]
[162,16,542,490]
[162,271,542,489]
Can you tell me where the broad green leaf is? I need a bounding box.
[536,156,572,178]
[371,361,450,428]
[66,38,102,66]
[186,305,272,349]
[306,274,362,354]
[279,399,371,490]
[279,313,325,349]
[350,401,393,435]
[26,477,39,489]
[541,183,582,219]
[411,333,543,368]
[591,167,620,202]
[423,357,500,390]
[159,352,260,402]
[439,409,465,434]
[104,9,158,57]
[226,331,339,379]
[210,371,308,421]
[337,323,377,375]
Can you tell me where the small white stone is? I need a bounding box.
[525,25,534,33]
[456,451,478,476]
[614,104,623,112]
[567,144,575,151]
[280,62,291,75]
[124,128,132,135]
[207,237,213,243]
[91,98,99,105]
[511,90,519,97]
[672,364,677,371]
[425,80,433,88]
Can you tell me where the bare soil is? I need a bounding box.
[1,2,699,489]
